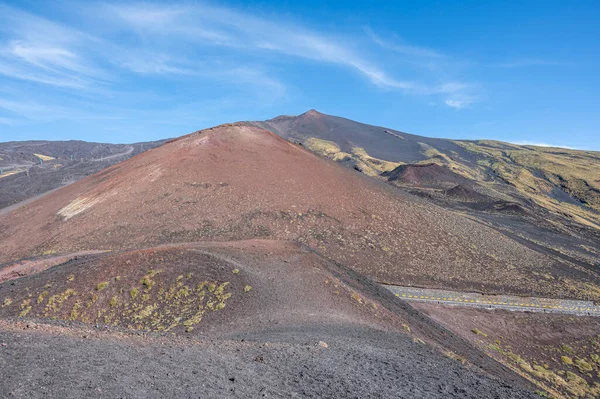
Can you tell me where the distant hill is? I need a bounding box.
[0,139,166,209]
[251,110,600,272]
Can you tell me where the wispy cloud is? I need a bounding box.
[0,116,19,126]
[0,0,480,134]
[98,3,409,90]
[0,4,111,89]
[492,59,563,68]
[365,28,443,58]
[97,2,468,101]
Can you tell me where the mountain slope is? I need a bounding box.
[252,109,475,166]
[253,110,600,224]
[0,139,166,209]
[252,110,600,277]
[0,123,595,301]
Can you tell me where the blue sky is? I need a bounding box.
[0,1,598,150]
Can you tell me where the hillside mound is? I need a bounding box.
[0,241,402,335]
[382,163,470,188]
[444,184,490,202]
[489,201,529,215]
[0,124,578,298]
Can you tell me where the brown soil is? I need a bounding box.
[0,318,537,399]
[0,240,538,395]
[0,124,579,299]
[0,251,106,284]
[413,303,600,398]
[382,163,470,187]
[444,184,490,202]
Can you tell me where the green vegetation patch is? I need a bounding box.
[95,281,109,291]
[0,267,239,334]
[561,356,573,366]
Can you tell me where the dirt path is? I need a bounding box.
[383,284,600,316]
[0,251,107,283]
[92,146,134,162]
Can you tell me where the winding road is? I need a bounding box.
[92,146,134,162]
[383,284,600,316]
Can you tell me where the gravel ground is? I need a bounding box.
[0,322,536,399]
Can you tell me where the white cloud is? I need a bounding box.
[365,28,443,58]
[443,90,478,109]
[445,99,466,109]
[510,141,577,149]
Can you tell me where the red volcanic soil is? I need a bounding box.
[0,124,561,295]
[382,163,470,187]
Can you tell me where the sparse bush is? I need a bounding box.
[566,371,578,380]
[561,344,575,355]
[37,291,49,304]
[471,328,488,337]
[19,306,32,317]
[70,302,82,320]
[140,276,154,290]
[488,343,502,353]
[244,285,253,293]
[561,356,573,366]
[95,281,109,291]
[109,296,119,307]
[232,269,240,275]
[574,358,593,372]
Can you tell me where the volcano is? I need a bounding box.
[0,123,566,299]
